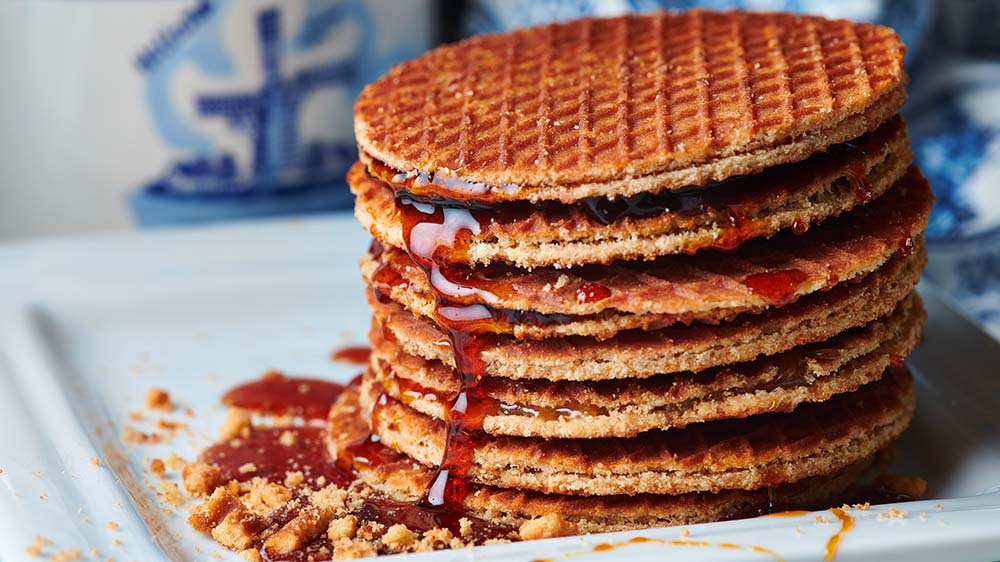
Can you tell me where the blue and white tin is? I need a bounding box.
[0,0,433,232]
[128,0,433,225]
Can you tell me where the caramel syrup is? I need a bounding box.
[367,121,896,258]
[392,196,501,510]
[581,536,784,562]
[825,508,854,562]
[330,345,371,365]
[206,375,513,561]
[742,268,810,305]
[765,510,812,517]
[203,425,356,490]
[223,371,346,421]
[369,244,598,332]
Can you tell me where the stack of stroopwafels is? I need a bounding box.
[330,10,931,533]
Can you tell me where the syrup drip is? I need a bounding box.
[899,236,914,256]
[742,269,810,305]
[369,247,596,332]
[577,536,785,562]
[381,364,443,405]
[791,217,809,236]
[393,196,502,511]
[844,160,875,203]
[495,401,608,421]
[765,510,812,517]
[825,508,854,562]
[576,281,612,303]
[223,371,346,421]
[330,345,371,365]
[381,362,608,421]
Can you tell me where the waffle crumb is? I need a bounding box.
[679,528,690,537]
[89,457,101,467]
[283,471,305,489]
[155,419,186,433]
[518,513,579,540]
[238,549,262,562]
[107,521,119,531]
[165,453,186,471]
[327,515,358,541]
[50,548,81,562]
[381,524,417,552]
[416,527,458,551]
[243,479,293,515]
[278,430,297,447]
[330,538,377,559]
[458,518,473,539]
[212,506,266,550]
[220,409,252,440]
[25,535,51,557]
[159,482,185,508]
[145,388,174,412]
[263,505,335,555]
[182,461,226,497]
[121,425,163,445]
[149,458,166,478]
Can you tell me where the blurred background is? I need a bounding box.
[0,0,998,334]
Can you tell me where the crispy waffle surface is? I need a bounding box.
[362,167,931,339]
[358,366,913,497]
[354,11,907,202]
[371,242,926,381]
[368,293,924,438]
[327,384,889,532]
[352,117,913,268]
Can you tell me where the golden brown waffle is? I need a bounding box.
[354,11,907,202]
[362,168,931,339]
[327,386,887,533]
[373,247,924,381]
[352,118,913,268]
[368,293,923,438]
[359,367,913,496]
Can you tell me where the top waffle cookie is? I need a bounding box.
[354,10,907,202]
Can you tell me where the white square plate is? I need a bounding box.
[1,216,999,562]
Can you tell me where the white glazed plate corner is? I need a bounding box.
[1,216,999,562]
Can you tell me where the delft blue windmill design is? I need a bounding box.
[144,6,357,197]
[196,8,355,191]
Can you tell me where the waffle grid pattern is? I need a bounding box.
[355,11,905,187]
